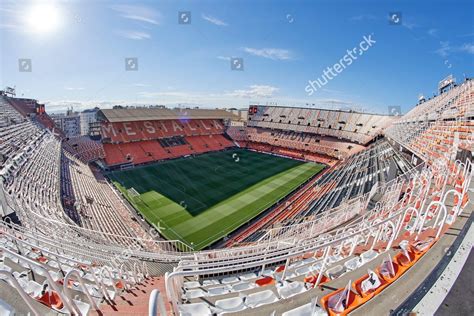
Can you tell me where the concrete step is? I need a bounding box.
[91,276,172,316]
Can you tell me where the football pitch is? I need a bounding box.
[109,148,325,250]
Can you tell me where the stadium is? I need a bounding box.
[0,1,473,316]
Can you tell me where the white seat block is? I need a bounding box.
[246,289,279,308]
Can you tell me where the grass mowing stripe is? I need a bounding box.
[109,149,325,249]
[178,164,321,249]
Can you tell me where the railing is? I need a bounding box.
[148,289,167,316]
[164,158,472,314]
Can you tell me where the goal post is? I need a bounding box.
[127,187,140,201]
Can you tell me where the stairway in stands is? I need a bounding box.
[92,276,171,316]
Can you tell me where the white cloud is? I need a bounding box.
[402,21,417,30]
[435,41,474,57]
[458,32,474,38]
[41,91,382,114]
[202,14,227,26]
[132,83,151,87]
[138,91,189,98]
[42,100,120,112]
[435,41,451,57]
[460,43,474,54]
[217,56,230,61]
[242,47,292,60]
[117,30,151,40]
[428,28,438,37]
[227,85,279,98]
[64,87,84,91]
[111,5,161,25]
[135,85,279,102]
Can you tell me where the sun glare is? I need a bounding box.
[25,3,62,34]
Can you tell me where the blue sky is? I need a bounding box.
[0,0,473,114]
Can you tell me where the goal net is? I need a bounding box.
[127,187,140,198]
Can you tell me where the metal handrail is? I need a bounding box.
[148,289,167,316]
[0,271,41,316]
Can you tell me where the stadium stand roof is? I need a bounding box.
[98,108,237,122]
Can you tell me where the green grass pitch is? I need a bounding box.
[109,148,325,250]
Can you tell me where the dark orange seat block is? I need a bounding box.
[37,291,63,310]
[377,261,402,283]
[304,274,329,287]
[255,276,275,287]
[321,288,365,316]
[353,272,388,299]
[393,251,416,276]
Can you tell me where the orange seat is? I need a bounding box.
[376,260,401,283]
[255,276,275,287]
[116,280,125,289]
[58,278,76,288]
[321,286,365,316]
[410,237,435,255]
[353,271,387,299]
[393,250,417,276]
[304,273,329,287]
[37,290,63,310]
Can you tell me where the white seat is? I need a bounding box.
[360,250,378,264]
[231,282,255,292]
[302,257,317,265]
[47,261,60,269]
[0,299,15,316]
[344,257,361,271]
[326,265,345,279]
[282,302,327,316]
[289,260,305,269]
[183,281,201,289]
[221,276,239,284]
[24,280,43,297]
[0,265,12,279]
[215,297,247,314]
[245,289,279,308]
[184,289,207,300]
[294,264,317,277]
[312,262,323,272]
[72,299,90,316]
[202,279,220,286]
[48,270,62,282]
[239,273,257,281]
[328,254,343,264]
[84,283,103,298]
[207,285,230,296]
[277,281,307,299]
[178,302,212,316]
